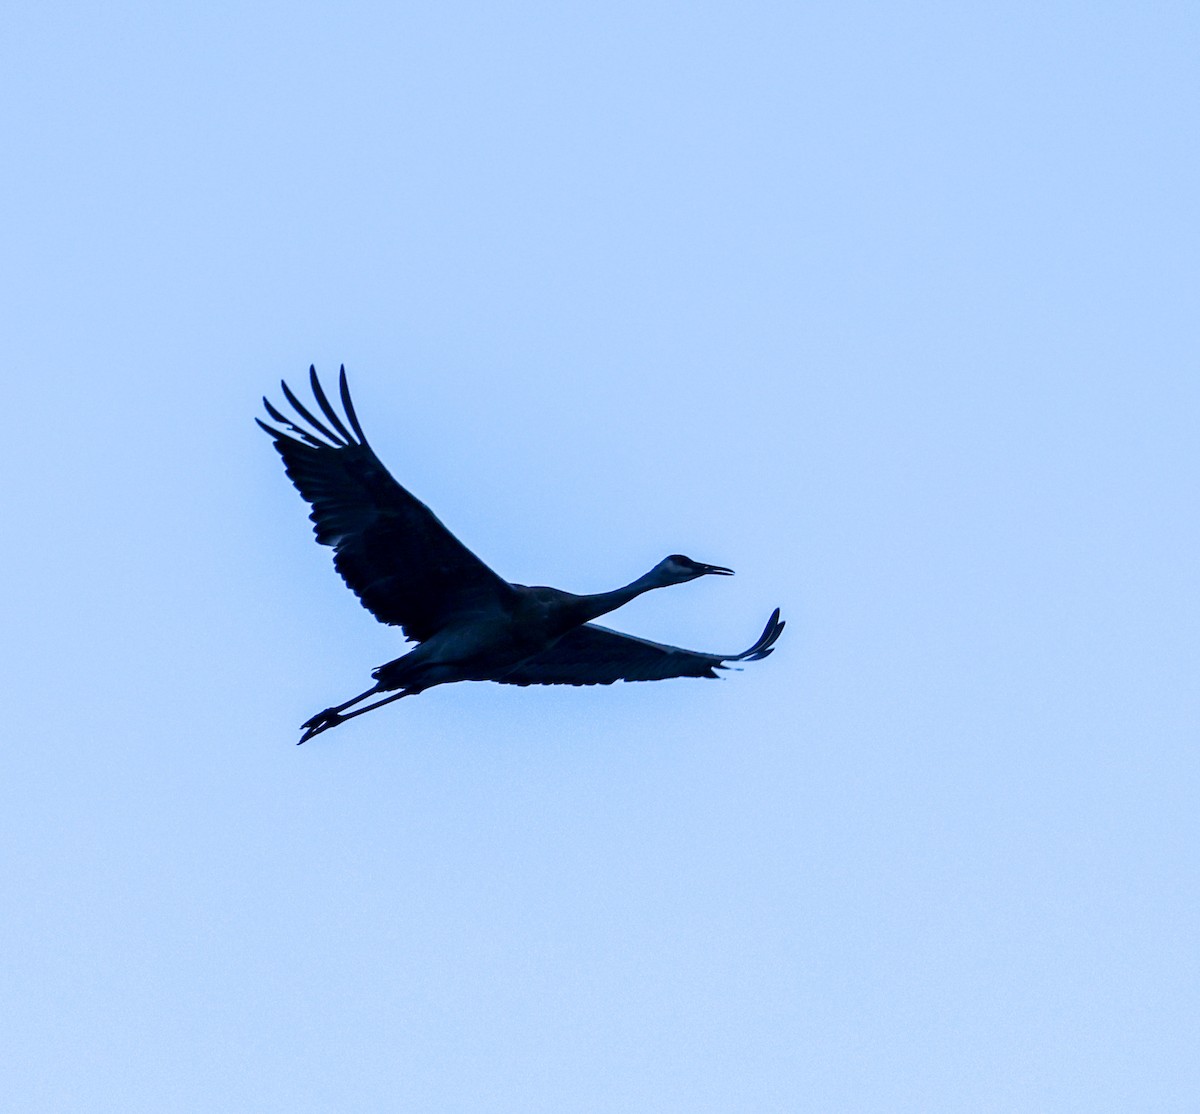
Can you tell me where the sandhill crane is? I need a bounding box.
[258,366,784,742]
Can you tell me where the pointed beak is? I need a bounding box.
[699,563,735,576]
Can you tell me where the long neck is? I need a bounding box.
[570,568,669,625]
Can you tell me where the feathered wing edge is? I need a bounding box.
[497,608,785,687]
[256,364,368,453]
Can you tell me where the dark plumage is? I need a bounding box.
[259,366,784,742]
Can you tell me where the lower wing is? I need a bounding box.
[497,608,784,687]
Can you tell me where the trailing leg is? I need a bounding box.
[298,686,414,744]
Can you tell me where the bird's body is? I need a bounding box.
[372,588,582,690]
[258,367,783,742]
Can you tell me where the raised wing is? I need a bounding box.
[498,608,784,687]
[258,365,515,642]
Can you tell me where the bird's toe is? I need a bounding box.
[298,707,341,743]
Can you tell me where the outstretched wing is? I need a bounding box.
[258,365,515,642]
[498,608,784,687]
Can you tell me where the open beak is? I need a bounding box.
[699,563,735,576]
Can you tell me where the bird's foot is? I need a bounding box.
[298,707,341,744]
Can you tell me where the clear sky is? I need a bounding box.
[2,3,1197,1111]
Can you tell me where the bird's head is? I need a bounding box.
[654,553,735,585]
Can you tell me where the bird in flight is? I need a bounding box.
[258,366,784,742]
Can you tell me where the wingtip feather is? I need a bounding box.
[309,365,357,444]
[281,377,348,447]
[262,394,326,447]
[339,366,368,443]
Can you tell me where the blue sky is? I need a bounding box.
[2,3,1197,1110]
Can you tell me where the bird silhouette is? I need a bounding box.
[258,366,784,742]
